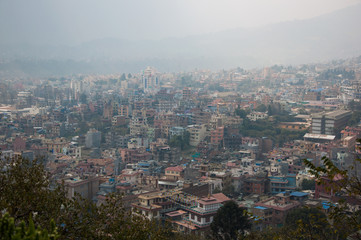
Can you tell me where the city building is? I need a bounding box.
[85,128,101,148]
[311,110,352,136]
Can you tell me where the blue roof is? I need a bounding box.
[322,201,335,210]
[290,192,308,197]
[254,206,268,210]
[138,163,150,166]
[310,88,324,92]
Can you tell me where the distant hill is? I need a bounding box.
[1,3,361,76]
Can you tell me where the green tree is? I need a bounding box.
[0,156,66,231]
[0,213,59,240]
[235,108,248,118]
[285,207,329,232]
[255,104,267,112]
[57,194,173,239]
[0,155,192,240]
[304,156,361,239]
[211,201,251,240]
[169,132,190,150]
[301,179,315,190]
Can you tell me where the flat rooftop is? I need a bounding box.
[304,133,335,141]
[312,110,351,120]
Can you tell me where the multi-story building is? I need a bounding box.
[63,175,101,201]
[269,175,297,194]
[142,67,159,92]
[183,87,192,100]
[132,191,177,220]
[172,193,230,233]
[254,191,302,228]
[187,124,207,147]
[158,166,184,189]
[311,110,352,136]
[129,116,148,136]
[243,173,270,195]
[85,128,101,148]
[247,112,268,121]
[170,127,186,137]
[44,137,69,154]
[211,126,224,145]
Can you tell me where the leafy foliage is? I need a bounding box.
[240,119,307,146]
[169,131,190,150]
[211,201,251,240]
[0,156,66,230]
[255,104,267,113]
[234,108,249,119]
[0,155,192,240]
[317,68,355,80]
[0,213,58,240]
[285,207,329,231]
[248,151,361,240]
[301,179,315,190]
[304,155,361,239]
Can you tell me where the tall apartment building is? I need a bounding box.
[85,128,101,148]
[63,175,101,201]
[142,66,159,92]
[182,87,191,100]
[311,110,352,135]
[187,124,207,147]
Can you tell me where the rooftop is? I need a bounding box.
[254,206,268,210]
[304,133,335,141]
[312,110,351,120]
[165,166,183,172]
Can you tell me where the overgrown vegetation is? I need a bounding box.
[0,155,191,240]
[210,201,251,240]
[240,118,307,147]
[3,152,361,239]
[169,131,190,150]
[301,179,315,190]
[0,213,59,240]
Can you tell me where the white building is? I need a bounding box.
[247,112,268,121]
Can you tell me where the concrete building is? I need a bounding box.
[170,127,186,137]
[85,128,101,148]
[142,66,159,92]
[182,87,192,100]
[211,126,224,145]
[132,191,177,220]
[187,124,207,147]
[63,175,101,201]
[247,112,268,121]
[311,110,352,136]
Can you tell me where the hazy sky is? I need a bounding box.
[0,0,360,45]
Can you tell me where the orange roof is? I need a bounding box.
[173,221,197,230]
[165,166,183,172]
[212,193,231,203]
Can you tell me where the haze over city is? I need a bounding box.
[0,0,359,43]
[1,1,361,239]
[1,0,361,74]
